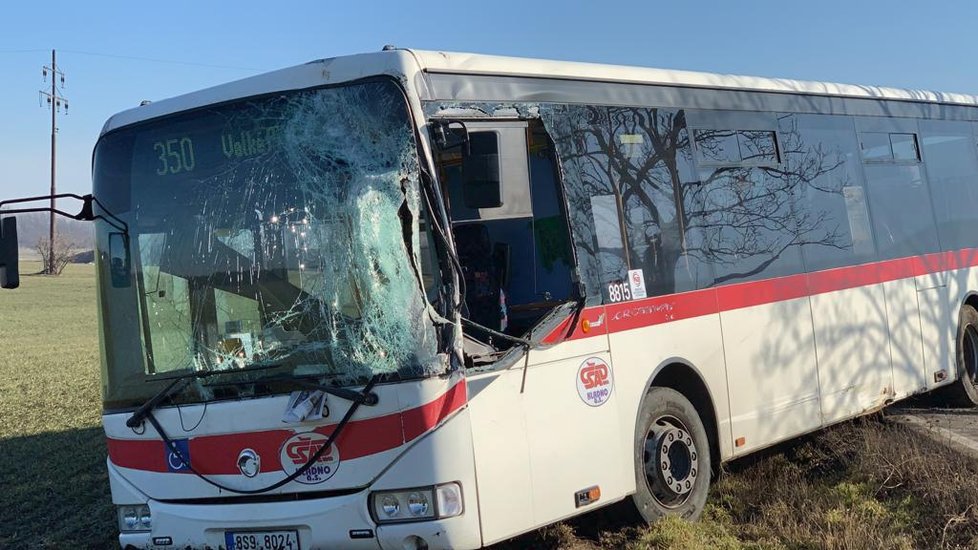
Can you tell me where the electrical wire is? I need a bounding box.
[177,400,207,432]
[144,374,380,495]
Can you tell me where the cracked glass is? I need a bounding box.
[94,79,444,408]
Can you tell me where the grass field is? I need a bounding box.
[0,262,113,548]
[3,264,978,549]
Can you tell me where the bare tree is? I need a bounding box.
[34,236,76,275]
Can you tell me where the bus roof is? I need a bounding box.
[102,48,978,136]
[408,49,978,108]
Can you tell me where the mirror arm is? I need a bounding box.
[0,193,128,234]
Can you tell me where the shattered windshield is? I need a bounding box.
[94,79,445,409]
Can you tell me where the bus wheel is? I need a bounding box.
[631,387,710,522]
[941,304,978,407]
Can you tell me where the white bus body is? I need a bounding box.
[92,49,978,549]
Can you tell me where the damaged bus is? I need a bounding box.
[5,47,978,549]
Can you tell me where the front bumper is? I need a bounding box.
[121,490,379,549]
[115,406,483,550]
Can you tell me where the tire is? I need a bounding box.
[630,387,711,522]
[941,304,978,407]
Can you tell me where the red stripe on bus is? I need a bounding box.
[107,381,467,475]
[605,287,718,334]
[402,379,468,441]
[544,247,978,341]
[715,272,810,310]
[106,438,166,472]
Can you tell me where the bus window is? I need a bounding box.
[543,105,716,300]
[919,119,978,252]
[590,194,628,293]
[610,108,707,296]
[779,114,877,272]
[690,113,806,286]
[694,129,779,166]
[864,163,940,260]
[137,233,193,373]
[543,106,623,301]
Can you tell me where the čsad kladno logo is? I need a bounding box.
[279,432,340,484]
[577,357,613,407]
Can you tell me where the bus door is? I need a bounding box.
[858,117,947,398]
[434,119,625,543]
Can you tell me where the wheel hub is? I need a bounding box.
[645,423,698,505]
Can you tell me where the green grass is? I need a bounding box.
[0,262,114,549]
[3,264,978,549]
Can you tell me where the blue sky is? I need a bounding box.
[2,0,977,198]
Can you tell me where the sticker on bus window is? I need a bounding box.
[577,357,614,407]
[628,269,647,299]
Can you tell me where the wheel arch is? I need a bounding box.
[958,291,978,383]
[938,296,978,406]
[640,359,723,473]
[962,291,978,314]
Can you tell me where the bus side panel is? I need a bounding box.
[918,283,954,391]
[811,283,892,423]
[720,297,821,457]
[608,313,733,463]
[521,347,628,526]
[883,278,927,398]
[466,369,534,545]
[466,330,626,546]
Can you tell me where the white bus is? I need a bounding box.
[4,47,978,549]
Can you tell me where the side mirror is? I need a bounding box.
[0,217,19,289]
[462,132,503,209]
[109,232,132,288]
[431,120,469,151]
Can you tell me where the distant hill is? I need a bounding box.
[1,212,94,250]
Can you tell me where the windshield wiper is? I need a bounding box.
[126,363,281,428]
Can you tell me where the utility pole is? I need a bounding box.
[39,49,68,275]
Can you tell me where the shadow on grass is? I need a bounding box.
[0,427,115,549]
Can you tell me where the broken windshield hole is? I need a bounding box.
[435,119,575,364]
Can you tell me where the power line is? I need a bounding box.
[60,49,266,72]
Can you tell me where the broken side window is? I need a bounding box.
[432,117,575,355]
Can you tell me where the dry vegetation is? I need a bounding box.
[499,417,978,550]
[2,263,978,549]
[33,235,79,275]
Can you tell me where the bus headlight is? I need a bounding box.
[380,494,400,517]
[407,491,431,516]
[370,482,463,523]
[118,505,151,532]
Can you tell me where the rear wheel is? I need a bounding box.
[631,387,711,522]
[941,304,978,407]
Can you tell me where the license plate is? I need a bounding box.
[224,530,300,550]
